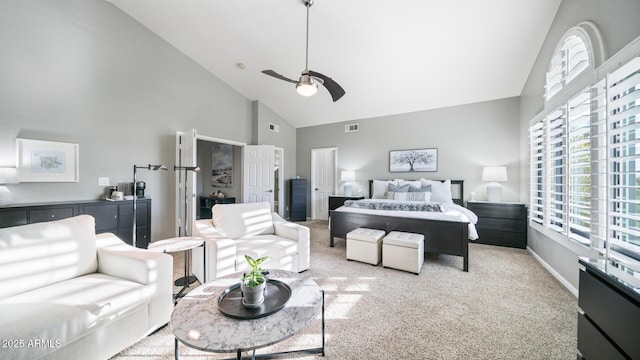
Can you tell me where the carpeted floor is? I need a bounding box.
[112,220,578,360]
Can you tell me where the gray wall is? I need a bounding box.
[518,0,640,291]
[297,97,521,208]
[0,0,294,241]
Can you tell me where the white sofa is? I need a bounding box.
[192,202,310,282]
[0,215,173,360]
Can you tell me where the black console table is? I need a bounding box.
[199,196,236,219]
[578,257,640,359]
[0,199,152,248]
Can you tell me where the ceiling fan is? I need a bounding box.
[262,0,345,102]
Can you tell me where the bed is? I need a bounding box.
[329,179,476,272]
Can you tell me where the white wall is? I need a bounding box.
[296,97,521,210]
[0,0,294,241]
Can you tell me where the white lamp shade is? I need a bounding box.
[482,166,508,182]
[340,170,356,182]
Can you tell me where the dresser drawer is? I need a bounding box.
[466,202,526,219]
[577,313,626,360]
[29,207,74,223]
[579,269,640,359]
[475,218,526,233]
[0,209,28,228]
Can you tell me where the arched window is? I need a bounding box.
[531,22,605,246]
[544,22,603,101]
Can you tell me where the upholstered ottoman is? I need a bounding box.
[346,228,386,265]
[382,231,425,274]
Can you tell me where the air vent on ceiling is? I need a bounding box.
[345,123,359,133]
[269,123,280,133]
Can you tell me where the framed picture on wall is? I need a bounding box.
[17,138,79,182]
[389,148,438,172]
[211,143,233,188]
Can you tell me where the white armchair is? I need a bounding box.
[192,202,310,282]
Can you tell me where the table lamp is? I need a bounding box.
[482,166,507,202]
[340,170,356,197]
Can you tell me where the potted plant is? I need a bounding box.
[240,255,270,308]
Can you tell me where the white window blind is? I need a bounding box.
[545,35,590,101]
[547,107,567,234]
[568,89,592,244]
[606,55,640,286]
[530,119,545,225]
[590,79,608,250]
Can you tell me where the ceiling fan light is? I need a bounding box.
[296,82,318,96]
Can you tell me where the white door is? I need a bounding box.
[176,129,198,237]
[243,145,274,207]
[311,147,337,220]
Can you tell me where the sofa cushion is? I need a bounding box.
[0,215,98,300]
[212,202,275,239]
[0,273,149,359]
[235,235,299,272]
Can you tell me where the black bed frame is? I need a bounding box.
[329,180,469,272]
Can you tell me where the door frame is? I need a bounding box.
[176,129,246,236]
[310,147,338,220]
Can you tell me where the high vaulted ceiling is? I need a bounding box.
[107,0,561,128]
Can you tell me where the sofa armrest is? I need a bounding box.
[273,219,310,272]
[192,219,237,282]
[96,233,173,286]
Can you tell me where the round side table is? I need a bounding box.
[148,236,204,300]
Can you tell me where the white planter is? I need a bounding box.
[241,281,266,308]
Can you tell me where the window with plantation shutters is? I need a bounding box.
[606,56,640,285]
[529,119,545,225]
[547,107,567,234]
[545,34,590,101]
[568,89,592,244]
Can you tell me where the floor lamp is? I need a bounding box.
[174,165,201,286]
[132,164,167,248]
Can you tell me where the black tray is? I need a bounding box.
[218,279,292,320]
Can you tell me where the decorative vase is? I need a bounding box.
[240,281,266,308]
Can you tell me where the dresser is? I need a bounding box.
[199,196,236,219]
[328,195,365,211]
[578,258,640,360]
[465,201,527,249]
[0,199,152,248]
[289,179,307,221]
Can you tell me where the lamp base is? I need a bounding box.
[486,182,502,202]
[0,186,12,205]
[344,183,353,197]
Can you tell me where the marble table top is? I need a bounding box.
[148,237,203,253]
[170,269,322,354]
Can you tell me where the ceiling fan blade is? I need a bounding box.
[308,70,345,102]
[262,70,298,84]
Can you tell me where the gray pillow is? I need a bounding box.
[387,183,410,193]
[409,184,431,193]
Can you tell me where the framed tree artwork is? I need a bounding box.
[389,148,438,172]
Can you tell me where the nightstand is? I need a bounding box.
[329,195,365,211]
[466,201,527,249]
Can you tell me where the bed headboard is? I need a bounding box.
[368,180,465,206]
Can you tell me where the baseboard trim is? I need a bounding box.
[527,246,579,298]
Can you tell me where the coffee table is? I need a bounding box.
[170,269,325,359]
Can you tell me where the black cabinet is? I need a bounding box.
[465,201,527,249]
[0,199,152,248]
[199,196,236,219]
[329,195,365,211]
[290,179,307,221]
[578,258,640,359]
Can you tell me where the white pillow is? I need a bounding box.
[420,179,454,204]
[372,180,396,199]
[392,191,432,202]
